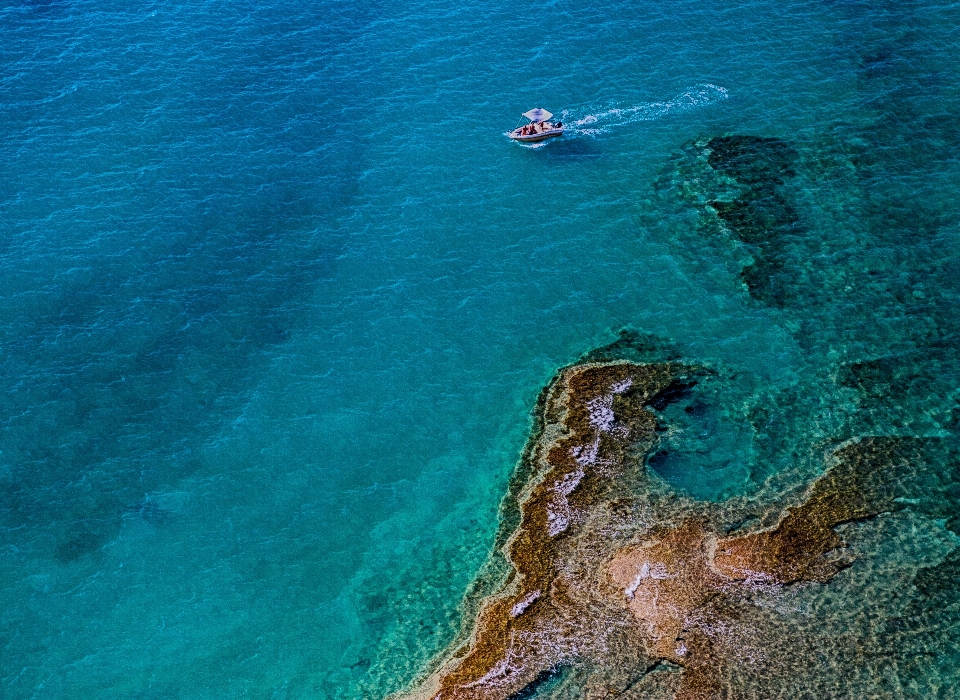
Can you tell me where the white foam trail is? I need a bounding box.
[563,83,729,137]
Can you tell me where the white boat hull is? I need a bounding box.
[509,127,564,142]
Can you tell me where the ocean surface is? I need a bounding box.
[2,0,959,698]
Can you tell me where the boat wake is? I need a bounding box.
[513,140,551,150]
[562,83,728,137]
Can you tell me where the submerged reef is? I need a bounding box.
[397,361,958,700]
[704,135,800,306]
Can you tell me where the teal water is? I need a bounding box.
[2,0,959,697]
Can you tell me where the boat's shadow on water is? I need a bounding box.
[521,136,604,161]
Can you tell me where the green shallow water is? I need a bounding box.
[1,0,960,697]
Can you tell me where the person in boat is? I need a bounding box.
[555,121,562,129]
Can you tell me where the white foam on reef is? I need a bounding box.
[462,635,524,689]
[587,394,616,432]
[563,83,729,136]
[547,466,585,536]
[587,377,634,433]
[571,437,599,466]
[624,561,672,599]
[546,507,568,537]
[509,589,541,618]
[550,377,637,536]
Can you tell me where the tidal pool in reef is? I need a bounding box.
[3,0,960,698]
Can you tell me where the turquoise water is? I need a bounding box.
[2,0,959,697]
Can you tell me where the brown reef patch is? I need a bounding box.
[395,362,951,700]
[713,438,931,584]
[608,520,719,664]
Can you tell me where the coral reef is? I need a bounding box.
[396,361,957,700]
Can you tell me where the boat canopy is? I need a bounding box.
[522,108,553,122]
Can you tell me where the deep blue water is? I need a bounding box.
[2,0,959,697]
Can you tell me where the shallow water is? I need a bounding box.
[1,0,959,697]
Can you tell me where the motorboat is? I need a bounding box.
[509,108,564,143]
